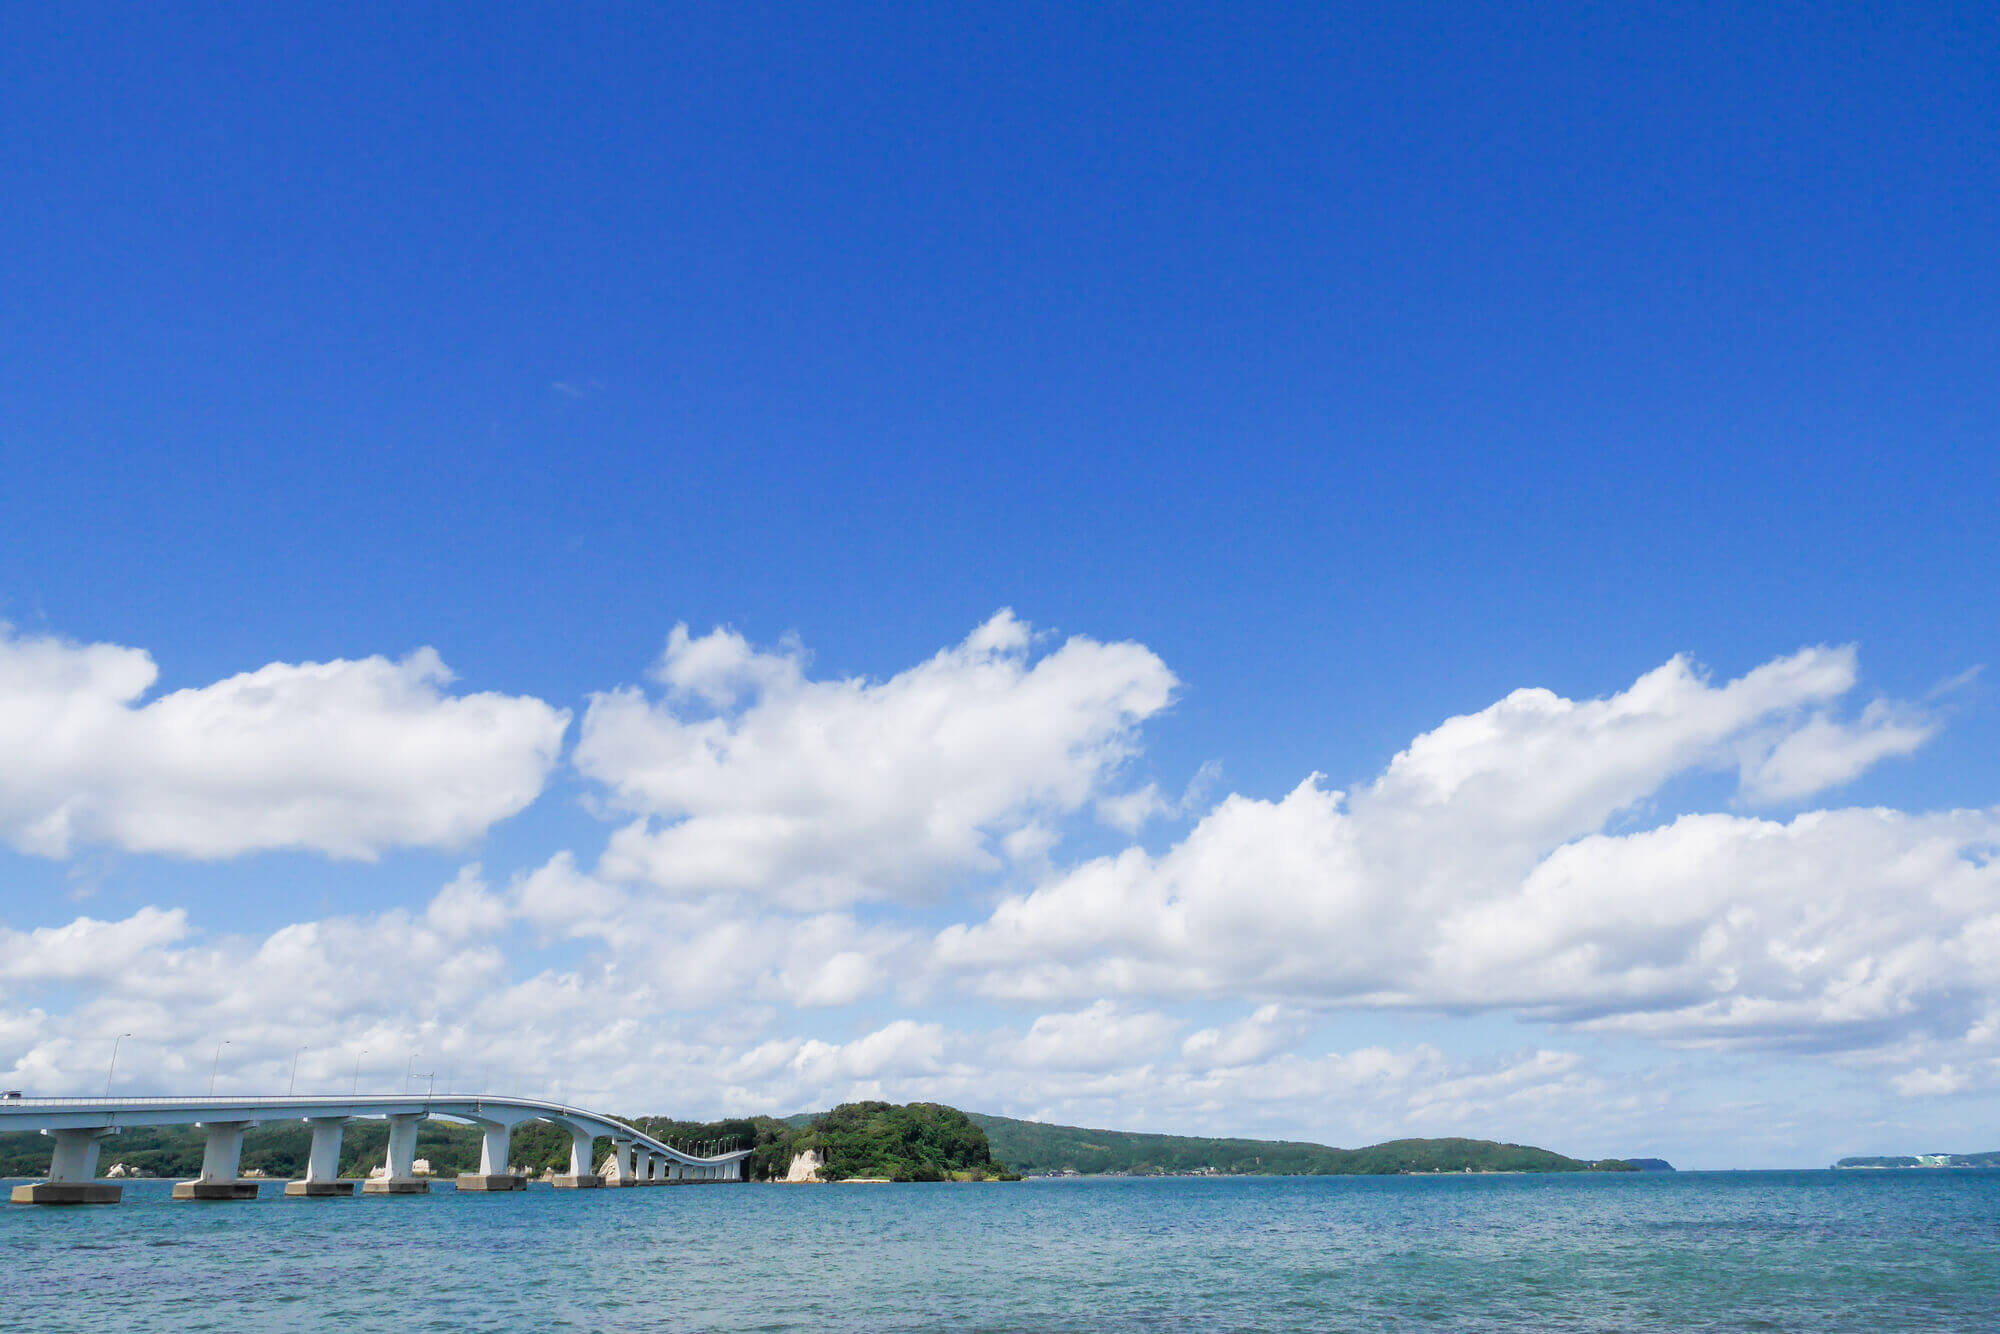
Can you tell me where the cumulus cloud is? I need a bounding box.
[1007,1000,1184,1072]
[0,907,192,983]
[504,851,916,1009]
[936,648,1989,1065]
[577,611,1176,907]
[0,627,570,859]
[1737,699,1936,804]
[1181,1004,1312,1069]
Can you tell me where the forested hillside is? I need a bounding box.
[970,1114,1635,1176]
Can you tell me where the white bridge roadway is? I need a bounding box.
[1,1094,754,1203]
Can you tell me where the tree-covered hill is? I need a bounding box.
[969,1113,1635,1176]
[785,1101,1016,1181]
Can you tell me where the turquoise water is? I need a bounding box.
[6,1172,1999,1331]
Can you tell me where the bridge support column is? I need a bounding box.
[609,1137,640,1186]
[286,1117,354,1197]
[362,1113,429,1194]
[10,1127,123,1204]
[458,1119,526,1191]
[551,1124,602,1188]
[175,1121,260,1200]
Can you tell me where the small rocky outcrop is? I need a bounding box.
[784,1148,826,1182]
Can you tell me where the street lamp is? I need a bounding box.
[353,1049,368,1096]
[104,1033,132,1097]
[289,1045,309,1096]
[209,1039,231,1096]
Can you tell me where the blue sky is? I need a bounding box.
[2,3,1996,1168]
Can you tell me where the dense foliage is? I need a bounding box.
[970,1115,1637,1176]
[784,1101,1014,1182]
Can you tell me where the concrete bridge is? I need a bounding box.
[1,1094,754,1203]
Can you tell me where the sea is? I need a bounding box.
[5,1170,1998,1332]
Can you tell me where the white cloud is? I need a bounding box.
[1096,783,1172,834]
[1181,1004,1311,1069]
[504,851,915,1009]
[578,611,1176,907]
[0,907,191,983]
[1891,1064,1972,1097]
[936,649,1988,1063]
[0,627,570,859]
[1738,699,1935,803]
[1008,1001,1184,1072]
[424,866,511,940]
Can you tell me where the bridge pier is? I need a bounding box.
[174,1120,261,1200]
[10,1127,123,1204]
[362,1113,429,1193]
[286,1117,355,1196]
[609,1136,641,1185]
[550,1122,603,1188]
[458,1117,527,1191]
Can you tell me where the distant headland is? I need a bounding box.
[962,1112,1648,1177]
[1834,1150,2000,1170]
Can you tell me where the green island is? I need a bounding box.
[0,1102,1636,1181]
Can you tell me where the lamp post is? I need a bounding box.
[353,1049,368,1096]
[104,1033,132,1097]
[289,1045,309,1096]
[208,1039,231,1096]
